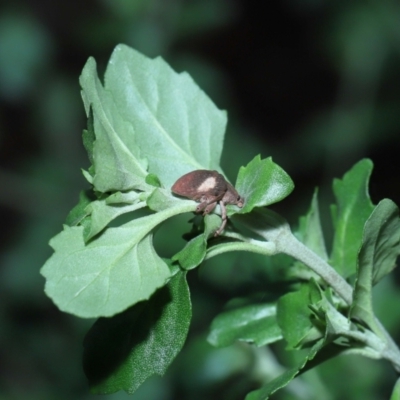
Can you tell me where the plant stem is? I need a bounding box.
[235,210,353,305]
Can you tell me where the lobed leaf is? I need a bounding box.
[41,201,195,318]
[102,44,227,189]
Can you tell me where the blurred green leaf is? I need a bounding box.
[390,377,400,400]
[330,159,375,278]
[245,339,324,400]
[235,155,294,214]
[83,271,192,395]
[207,303,282,347]
[0,13,52,100]
[350,199,400,331]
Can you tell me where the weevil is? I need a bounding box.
[171,170,244,236]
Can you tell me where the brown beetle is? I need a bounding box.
[171,170,244,236]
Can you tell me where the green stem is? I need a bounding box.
[205,240,276,260]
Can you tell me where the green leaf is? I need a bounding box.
[245,339,324,400]
[41,225,169,318]
[350,199,400,331]
[83,271,192,395]
[297,190,327,260]
[172,214,221,270]
[41,200,196,318]
[65,190,93,227]
[84,191,146,241]
[207,303,282,347]
[146,187,195,212]
[390,377,400,400]
[81,45,226,190]
[82,109,95,165]
[277,282,324,349]
[234,155,294,214]
[330,159,375,278]
[80,56,150,193]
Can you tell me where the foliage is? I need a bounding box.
[40,45,400,399]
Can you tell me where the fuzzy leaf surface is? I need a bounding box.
[83,272,191,395]
[208,303,282,347]
[330,159,375,278]
[41,224,170,318]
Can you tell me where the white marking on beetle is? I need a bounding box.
[197,176,217,192]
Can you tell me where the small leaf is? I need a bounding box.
[277,282,324,349]
[84,191,145,240]
[145,173,162,187]
[330,159,375,278]
[147,187,195,212]
[350,199,400,331]
[83,271,192,395]
[245,339,324,400]
[65,190,93,227]
[207,303,282,347]
[235,155,294,214]
[297,190,327,260]
[172,214,221,270]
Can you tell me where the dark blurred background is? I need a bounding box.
[1,1,400,399]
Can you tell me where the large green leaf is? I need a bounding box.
[80,45,227,192]
[207,303,282,347]
[350,199,400,331]
[330,159,375,278]
[41,202,195,318]
[83,271,192,395]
